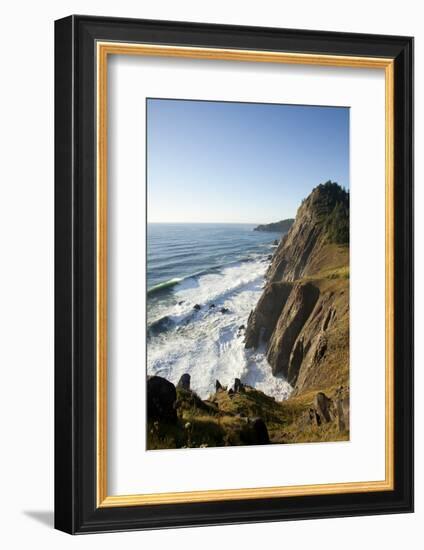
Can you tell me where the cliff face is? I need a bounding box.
[245,181,349,397]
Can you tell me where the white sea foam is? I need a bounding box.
[147,257,292,401]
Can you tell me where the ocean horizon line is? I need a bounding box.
[147,221,290,225]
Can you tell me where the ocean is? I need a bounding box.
[147,223,292,400]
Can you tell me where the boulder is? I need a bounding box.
[177,373,191,390]
[336,395,349,432]
[193,304,201,311]
[215,380,223,392]
[234,378,244,393]
[251,418,270,444]
[147,375,177,423]
[239,418,270,445]
[220,307,230,314]
[314,392,333,423]
[309,407,321,426]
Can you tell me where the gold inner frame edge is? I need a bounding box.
[96,42,395,508]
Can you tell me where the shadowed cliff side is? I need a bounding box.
[245,181,349,400]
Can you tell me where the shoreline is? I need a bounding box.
[146,183,350,449]
[146,243,293,401]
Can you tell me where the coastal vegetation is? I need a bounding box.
[147,181,350,449]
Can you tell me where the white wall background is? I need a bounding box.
[0,1,420,548]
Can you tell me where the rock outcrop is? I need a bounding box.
[245,181,350,397]
[244,282,293,348]
[266,282,320,380]
[146,374,349,450]
[254,218,294,233]
[243,418,270,445]
[177,373,191,390]
[147,182,351,449]
[147,375,177,423]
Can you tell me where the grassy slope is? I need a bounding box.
[147,243,350,450]
[300,242,349,393]
[148,379,349,450]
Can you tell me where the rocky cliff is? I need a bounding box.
[146,182,351,450]
[245,181,349,398]
[254,218,294,233]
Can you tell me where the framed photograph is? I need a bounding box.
[54,15,413,534]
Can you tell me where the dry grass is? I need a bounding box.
[147,240,350,450]
[306,243,349,278]
[147,384,349,450]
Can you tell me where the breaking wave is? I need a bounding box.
[147,253,292,400]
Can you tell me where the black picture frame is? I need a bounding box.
[55,15,414,534]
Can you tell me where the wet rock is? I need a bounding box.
[209,304,216,309]
[193,304,201,311]
[237,324,246,338]
[220,307,230,314]
[147,315,174,338]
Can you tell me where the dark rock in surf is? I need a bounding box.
[209,304,216,309]
[193,304,201,311]
[177,373,191,391]
[220,307,229,314]
[147,376,177,424]
[215,380,223,392]
[147,315,174,338]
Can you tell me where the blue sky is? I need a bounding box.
[147,99,349,224]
